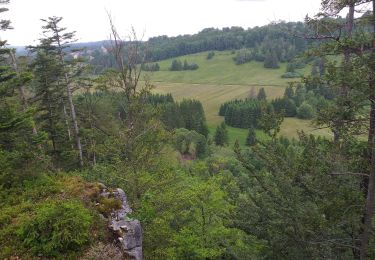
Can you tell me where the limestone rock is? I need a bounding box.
[99,187,142,260]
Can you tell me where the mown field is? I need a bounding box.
[150,51,309,86]
[149,51,331,144]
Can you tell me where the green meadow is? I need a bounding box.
[149,51,331,144]
[149,51,309,86]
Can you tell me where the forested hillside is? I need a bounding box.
[2,0,375,259]
[76,22,310,74]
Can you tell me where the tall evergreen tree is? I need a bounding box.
[36,17,84,166]
[263,50,279,69]
[246,127,257,146]
[0,0,45,186]
[214,122,229,146]
[257,87,267,100]
[307,1,375,257]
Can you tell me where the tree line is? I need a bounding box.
[84,22,310,73]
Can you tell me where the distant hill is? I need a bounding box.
[16,21,307,74]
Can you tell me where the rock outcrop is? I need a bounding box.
[99,185,143,260]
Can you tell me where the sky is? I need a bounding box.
[2,0,322,46]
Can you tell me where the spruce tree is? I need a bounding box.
[246,127,256,146]
[257,87,267,100]
[214,122,229,146]
[35,17,84,166]
[0,0,45,185]
[264,50,279,69]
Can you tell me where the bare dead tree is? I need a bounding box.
[107,13,147,100]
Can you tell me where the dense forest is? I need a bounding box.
[78,21,310,74]
[219,77,333,129]
[2,0,375,259]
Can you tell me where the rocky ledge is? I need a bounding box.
[99,184,143,260]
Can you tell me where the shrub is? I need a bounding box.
[18,200,93,256]
[233,49,253,65]
[206,51,215,60]
[297,102,315,119]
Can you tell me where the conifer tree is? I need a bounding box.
[0,0,45,185]
[246,127,257,146]
[257,87,267,100]
[214,122,229,146]
[35,16,84,166]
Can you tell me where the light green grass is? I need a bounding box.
[150,51,331,140]
[148,51,308,86]
[208,124,269,147]
[279,118,333,139]
[154,82,332,140]
[153,82,285,125]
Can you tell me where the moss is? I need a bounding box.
[0,174,111,259]
[56,175,101,202]
[97,197,122,216]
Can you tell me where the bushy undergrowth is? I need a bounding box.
[18,200,93,256]
[0,174,106,259]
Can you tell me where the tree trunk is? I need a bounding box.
[53,21,84,167]
[62,102,73,143]
[65,79,84,167]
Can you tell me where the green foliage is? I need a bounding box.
[170,59,183,71]
[220,98,264,129]
[141,62,160,71]
[246,127,257,146]
[87,22,307,70]
[264,50,280,69]
[257,87,267,100]
[233,48,253,65]
[258,109,284,138]
[18,200,93,256]
[234,135,365,258]
[272,97,297,117]
[0,174,103,259]
[179,99,209,137]
[297,102,316,119]
[97,197,122,216]
[170,59,199,71]
[174,128,208,158]
[214,122,229,146]
[206,51,215,60]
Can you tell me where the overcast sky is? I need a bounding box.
[2,0,322,46]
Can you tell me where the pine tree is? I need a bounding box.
[307,1,375,257]
[283,85,294,99]
[35,17,84,167]
[214,122,229,146]
[257,87,267,100]
[0,0,45,185]
[264,50,279,69]
[246,127,257,146]
[31,50,66,155]
[170,59,182,71]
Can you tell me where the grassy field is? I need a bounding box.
[149,51,331,144]
[149,51,309,86]
[153,82,285,125]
